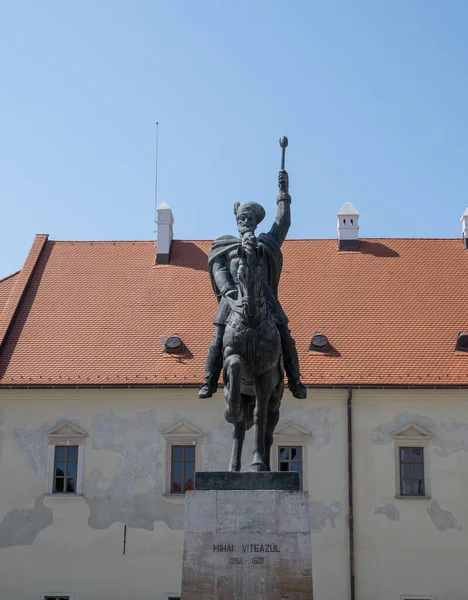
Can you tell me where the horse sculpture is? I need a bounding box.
[222,237,284,472]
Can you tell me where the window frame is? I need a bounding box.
[52,444,79,494]
[46,422,87,496]
[278,445,304,488]
[170,444,196,495]
[398,446,425,497]
[163,421,203,497]
[392,424,432,499]
[272,421,311,491]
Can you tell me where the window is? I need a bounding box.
[391,423,432,498]
[46,421,87,496]
[53,445,78,493]
[171,445,195,494]
[163,421,203,496]
[278,446,303,487]
[272,422,311,490]
[399,447,424,496]
[165,596,181,600]
[42,595,73,600]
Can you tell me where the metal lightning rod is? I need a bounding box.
[153,121,159,234]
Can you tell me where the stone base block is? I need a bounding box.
[181,485,313,599]
[194,470,300,491]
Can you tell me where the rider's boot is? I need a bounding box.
[198,326,224,399]
[288,379,307,400]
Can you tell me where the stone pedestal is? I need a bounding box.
[181,472,313,600]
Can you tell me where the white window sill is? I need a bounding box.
[162,494,187,504]
[45,494,84,500]
[395,495,431,500]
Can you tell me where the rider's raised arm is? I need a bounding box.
[268,170,291,247]
[212,257,236,297]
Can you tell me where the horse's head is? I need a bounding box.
[237,238,265,322]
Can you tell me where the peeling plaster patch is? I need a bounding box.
[309,501,342,533]
[85,410,183,531]
[13,422,50,475]
[0,495,53,548]
[375,503,400,522]
[13,419,87,475]
[282,406,334,449]
[370,411,468,456]
[427,501,462,531]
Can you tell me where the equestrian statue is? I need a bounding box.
[199,137,306,472]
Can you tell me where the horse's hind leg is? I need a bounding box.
[263,378,283,471]
[229,421,245,472]
[223,354,243,424]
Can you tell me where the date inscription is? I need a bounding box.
[228,557,265,565]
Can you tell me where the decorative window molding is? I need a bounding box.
[392,423,432,499]
[163,421,203,496]
[272,422,311,490]
[391,423,432,441]
[46,422,87,496]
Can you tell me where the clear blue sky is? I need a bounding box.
[1,1,468,278]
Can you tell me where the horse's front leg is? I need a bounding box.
[250,370,275,472]
[229,421,245,472]
[223,354,243,424]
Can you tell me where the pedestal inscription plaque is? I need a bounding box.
[180,474,313,599]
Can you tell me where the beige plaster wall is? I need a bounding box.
[0,387,349,600]
[3,387,467,600]
[353,389,468,600]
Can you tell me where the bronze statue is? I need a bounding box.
[199,137,306,471]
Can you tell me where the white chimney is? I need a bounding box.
[337,202,359,251]
[156,201,174,264]
[461,208,468,249]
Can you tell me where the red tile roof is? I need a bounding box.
[0,236,467,387]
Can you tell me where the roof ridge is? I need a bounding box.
[45,237,464,244]
[0,234,49,351]
[49,239,155,244]
[0,270,21,284]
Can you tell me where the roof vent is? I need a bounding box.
[161,334,185,354]
[337,203,359,251]
[461,208,468,249]
[309,332,331,352]
[156,201,174,264]
[455,332,468,352]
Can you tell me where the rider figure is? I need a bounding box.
[198,169,307,400]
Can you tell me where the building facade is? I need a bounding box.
[1,206,468,600]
